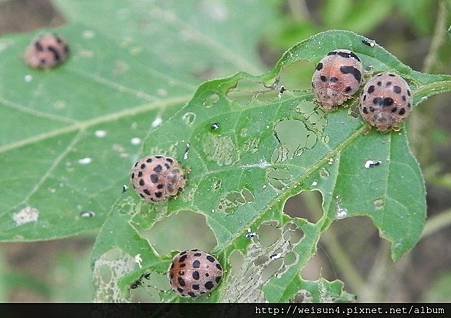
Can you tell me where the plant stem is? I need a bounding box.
[422,208,451,238]
[302,191,366,294]
[422,0,448,73]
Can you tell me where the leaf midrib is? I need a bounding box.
[0,95,191,154]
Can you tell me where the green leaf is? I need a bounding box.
[0,0,276,241]
[90,30,451,302]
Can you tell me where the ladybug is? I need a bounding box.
[312,49,363,111]
[359,72,412,132]
[131,155,186,203]
[24,33,70,69]
[169,249,223,297]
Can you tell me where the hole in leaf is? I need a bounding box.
[143,211,217,256]
[284,190,323,223]
[130,271,170,303]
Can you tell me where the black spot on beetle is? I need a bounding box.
[192,284,199,290]
[339,66,361,82]
[157,184,164,189]
[329,77,338,83]
[188,292,196,297]
[180,263,186,268]
[402,95,406,101]
[327,51,338,56]
[139,179,145,186]
[177,287,184,293]
[143,189,150,195]
[131,173,135,179]
[393,86,401,94]
[369,106,375,112]
[215,276,222,283]
[363,94,367,101]
[383,97,394,107]
[320,75,327,82]
[377,81,382,86]
[407,89,411,96]
[138,171,143,177]
[315,62,323,71]
[192,271,200,280]
[154,165,162,173]
[194,253,202,257]
[47,46,61,61]
[367,85,375,94]
[150,174,159,183]
[34,41,44,51]
[140,164,146,169]
[155,155,163,159]
[363,107,368,114]
[193,260,201,268]
[178,277,185,286]
[386,81,392,87]
[205,281,214,290]
[391,107,398,113]
[164,163,170,169]
[373,97,382,105]
[216,263,222,270]
[146,158,153,163]
[399,108,406,115]
[388,73,396,77]
[345,86,352,92]
[407,103,411,108]
[155,192,162,198]
[206,255,215,263]
[179,255,187,262]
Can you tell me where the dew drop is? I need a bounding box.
[182,112,196,125]
[24,74,33,82]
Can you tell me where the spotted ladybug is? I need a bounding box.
[24,33,70,69]
[360,72,412,132]
[169,249,223,297]
[131,155,186,203]
[312,49,363,111]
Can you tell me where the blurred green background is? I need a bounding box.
[0,0,450,302]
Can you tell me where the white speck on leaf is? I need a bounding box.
[130,137,141,145]
[95,130,107,138]
[82,30,95,39]
[157,88,168,96]
[14,207,39,226]
[24,75,33,82]
[152,116,162,127]
[364,160,382,169]
[78,157,92,165]
[134,254,143,268]
[80,211,96,218]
